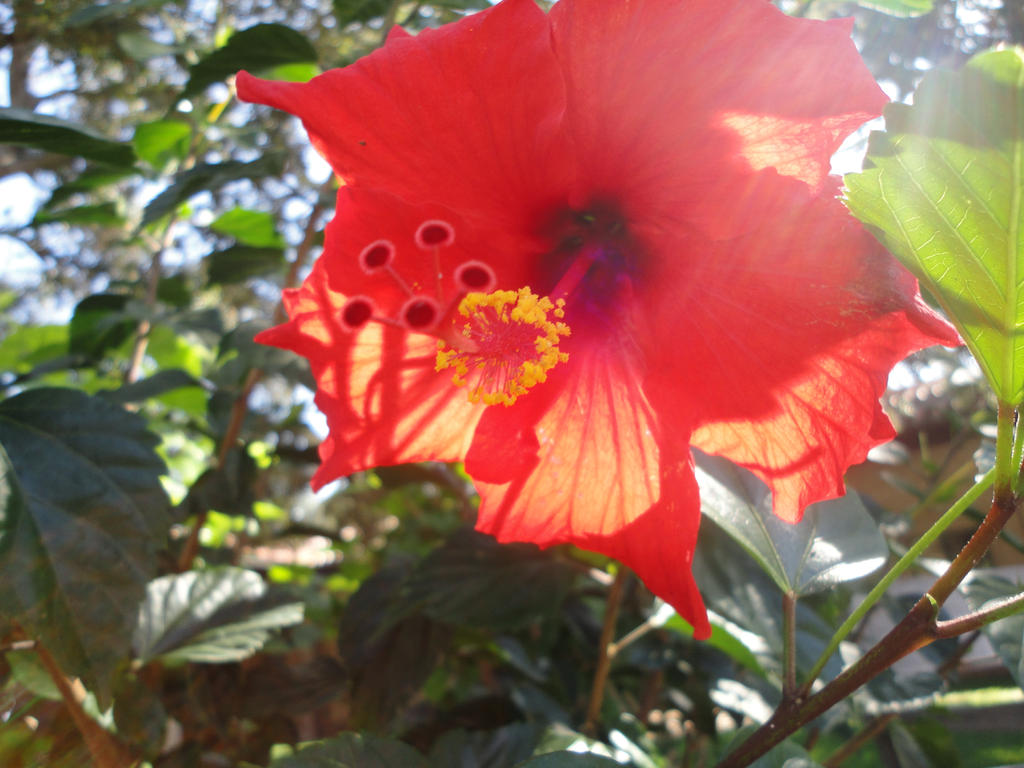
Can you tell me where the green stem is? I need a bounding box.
[1011,405,1024,492]
[995,401,1017,498]
[802,466,995,687]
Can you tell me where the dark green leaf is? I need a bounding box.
[962,571,1024,688]
[693,522,843,684]
[845,48,1024,403]
[331,0,389,25]
[99,369,205,405]
[68,293,137,359]
[213,319,312,389]
[889,722,937,768]
[33,202,123,227]
[142,154,285,225]
[0,388,168,701]
[184,23,318,98]
[133,120,191,169]
[133,566,304,664]
[112,671,168,758]
[338,563,450,728]
[0,107,136,167]
[269,732,428,768]
[156,274,192,308]
[44,167,136,209]
[210,207,285,248]
[402,528,574,631]
[65,0,172,27]
[206,245,286,285]
[695,452,887,596]
[428,725,541,768]
[514,754,621,768]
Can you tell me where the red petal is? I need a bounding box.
[467,340,709,637]
[256,260,486,488]
[236,0,572,234]
[549,0,886,237]
[641,190,958,522]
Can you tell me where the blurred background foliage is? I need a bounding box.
[1,1,1023,766]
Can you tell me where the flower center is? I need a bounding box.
[540,202,641,323]
[435,287,570,406]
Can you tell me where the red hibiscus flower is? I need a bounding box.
[237,0,956,638]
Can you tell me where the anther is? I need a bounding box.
[340,296,376,332]
[415,219,455,249]
[435,287,570,407]
[454,261,497,294]
[359,239,395,273]
[400,296,441,331]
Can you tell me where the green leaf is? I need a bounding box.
[663,609,766,677]
[0,388,168,701]
[206,245,286,284]
[0,325,68,374]
[5,650,62,701]
[514,754,621,768]
[184,23,318,98]
[68,293,137,360]
[838,0,934,17]
[133,120,191,169]
[211,207,285,248]
[269,732,428,768]
[142,154,284,225]
[845,48,1024,404]
[962,571,1024,688]
[695,452,887,596]
[133,566,304,664]
[0,107,136,167]
[402,528,574,631]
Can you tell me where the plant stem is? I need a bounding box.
[35,643,134,768]
[803,466,994,686]
[175,366,260,571]
[125,220,175,384]
[717,488,1018,768]
[782,591,798,701]
[933,589,1024,638]
[174,192,328,572]
[583,568,628,736]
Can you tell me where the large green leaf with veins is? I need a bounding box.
[846,48,1024,404]
[0,388,169,702]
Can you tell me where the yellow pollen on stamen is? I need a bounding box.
[435,287,570,406]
